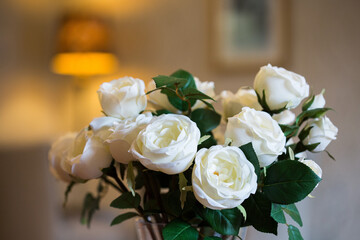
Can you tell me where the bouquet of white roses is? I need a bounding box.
[49,64,338,240]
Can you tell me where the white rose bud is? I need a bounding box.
[131,114,200,174]
[302,116,338,152]
[192,145,257,210]
[299,159,322,189]
[225,107,286,167]
[97,77,147,119]
[254,64,309,110]
[308,90,326,110]
[221,87,262,120]
[147,77,215,112]
[272,110,296,125]
[62,117,118,180]
[48,133,76,182]
[106,112,153,164]
[299,159,322,178]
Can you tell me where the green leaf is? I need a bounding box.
[242,192,278,234]
[271,203,302,226]
[288,225,304,240]
[199,208,243,236]
[162,219,199,240]
[179,173,188,209]
[237,205,247,221]
[293,142,320,153]
[204,237,222,240]
[153,75,188,88]
[279,124,299,138]
[263,160,321,204]
[190,109,221,134]
[183,88,215,101]
[298,126,313,142]
[288,147,295,160]
[198,135,211,145]
[110,192,141,209]
[271,203,286,224]
[167,69,197,111]
[199,99,215,111]
[302,95,315,111]
[303,142,321,152]
[119,163,126,180]
[110,212,138,226]
[197,133,217,150]
[295,108,332,126]
[282,204,303,227]
[81,193,99,228]
[239,143,261,180]
[126,162,136,196]
[63,181,76,207]
[153,70,197,111]
[325,150,336,161]
[154,109,173,116]
[170,69,196,89]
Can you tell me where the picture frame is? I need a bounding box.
[209,0,290,71]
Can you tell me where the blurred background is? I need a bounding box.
[0,0,359,239]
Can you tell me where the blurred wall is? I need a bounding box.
[0,0,359,239]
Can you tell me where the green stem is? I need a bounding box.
[144,171,168,223]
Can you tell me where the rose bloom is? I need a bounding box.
[225,107,286,167]
[272,110,296,125]
[221,87,262,120]
[48,133,77,182]
[106,112,153,164]
[97,77,147,119]
[192,145,257,210]
[254,64,309,110]
[61,117,119,180]
[131,114,200,174]
[308,91,326,110]
[302,116,338,152]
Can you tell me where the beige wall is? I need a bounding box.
[0,0,359,239]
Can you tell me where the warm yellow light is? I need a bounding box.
[51,52,118,76]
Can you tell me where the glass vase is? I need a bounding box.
[135,218,247,240]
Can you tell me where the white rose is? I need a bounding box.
[62,117,117,180]
[192,77,216,109]
[302,116,338,152]
[147,77,215,112]
[272,110,296,125]
[192,145,257,210]
[254,64,309,110]
[106,112,153,164]
[308,90,326,110]
[131,114,200,174]
[48,133,76,182]
[225,107,286,167]
[221,87,262,120]
[299,159,322,178]
[97,77,147,119]
[90,116,121,139]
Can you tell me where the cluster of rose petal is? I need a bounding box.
[49,64,338,211]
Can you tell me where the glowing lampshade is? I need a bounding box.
[51,13,118,76]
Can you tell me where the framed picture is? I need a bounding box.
[209,0,290,71]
